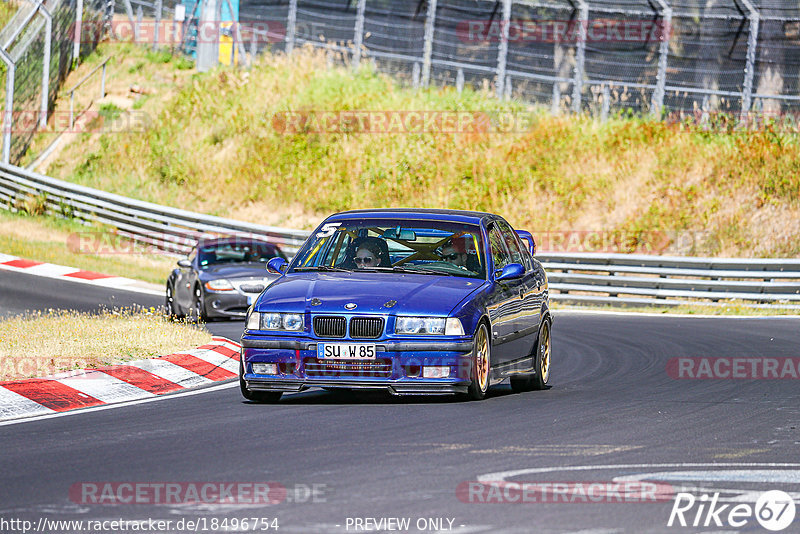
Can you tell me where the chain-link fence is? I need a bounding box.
[151,0,800,122]
[0,0,112,165]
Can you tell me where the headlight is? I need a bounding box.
[205,279,234,291]
[396,316,446,335]
[248,312,304,331]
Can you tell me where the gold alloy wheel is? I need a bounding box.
[538,322,551,386]
[475,324,490,393]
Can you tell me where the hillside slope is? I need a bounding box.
[32,44,800,258]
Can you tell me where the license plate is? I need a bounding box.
[318,343,376,360]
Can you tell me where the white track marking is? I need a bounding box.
[0,387,55,419]
[187,349,239,374]
[54,371,157,403]
[126,359,213,388]
[0,382,238,427]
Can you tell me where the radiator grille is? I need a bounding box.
[313,316,346,338]
[349,317,384,339]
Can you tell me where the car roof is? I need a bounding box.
[326,208,499,225]
[196,236,281,248]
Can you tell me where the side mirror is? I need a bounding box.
[177,259,191,268]
[495,263,524,281]
[267,257,288,274]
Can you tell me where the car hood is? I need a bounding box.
[257,272,486,315]
[199,263,273,280]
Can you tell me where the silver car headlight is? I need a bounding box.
[205,279,234,291]
[247,312,304,331]
[395,316,464,335]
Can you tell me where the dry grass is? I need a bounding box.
[0,307,212,381]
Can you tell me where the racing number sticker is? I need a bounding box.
[316,222,342,238]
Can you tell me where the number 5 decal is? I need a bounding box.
[316,222,342,238]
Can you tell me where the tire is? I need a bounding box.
[239,359,282,403]
[188,285,206,323]
[165,282,184,320]
[466,322,491,401]
[532,320,551,390]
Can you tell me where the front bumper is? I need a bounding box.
[203,291,258,319]
[241,336,474,396]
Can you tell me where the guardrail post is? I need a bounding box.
[101,61,107,98]
[286,0,297,55]
[739,0,759,122]
[551,82,561,115]
[352,0,366,68]
[456,68,464,93]
[495,0,511,98]
[421,0,437,87]
[73,0,83,62]
[650,0,671,116]
[571,0,588,113]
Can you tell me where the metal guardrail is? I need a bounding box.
[540,253,800,309]
[1,162,799,309]
[0,162,309,255]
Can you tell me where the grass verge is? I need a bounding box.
[0,209,176,285]
[0,306,212,381]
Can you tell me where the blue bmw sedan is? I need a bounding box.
[240,209,551,402]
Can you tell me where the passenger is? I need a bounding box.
[346,236,391,269]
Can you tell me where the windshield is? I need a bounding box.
[198,241,286,268]
[290,218,486,279]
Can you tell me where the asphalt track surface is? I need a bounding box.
[1,268,800,533]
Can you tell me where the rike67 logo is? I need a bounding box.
[668,490,796,531]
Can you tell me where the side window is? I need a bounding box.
[488,224,511,271]
[496,221,525,267]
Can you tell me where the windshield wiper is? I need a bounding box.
[294,266,351,272]
[385,266,444,276]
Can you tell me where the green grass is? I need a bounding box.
[23,44,800,259]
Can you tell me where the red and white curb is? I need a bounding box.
[0,252,162,296]
[0,337,241,422]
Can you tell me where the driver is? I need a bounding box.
[439,237,469,268]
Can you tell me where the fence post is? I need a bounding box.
[73,0,83,62]
[495,0,511,98]
[456,68,464,93]
[571,0,588,113]
[650,0,671,116]
[153,0,162,50]
[196,0,220,72]
[0,52,14,164]
[39,3,53,129]
[601,84,610,121]
[421,0,437,87]
[412,61,420,89]
[135,6,142,43]
[286,0,297,55]
[739,0,759,121]
[352,0,366,68]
